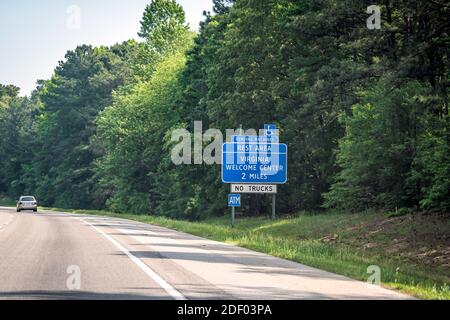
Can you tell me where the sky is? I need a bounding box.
[0,0,213,96]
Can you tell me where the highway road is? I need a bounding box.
[0,206,412,300]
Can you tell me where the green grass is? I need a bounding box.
[0,195,15,207]
[43,207,450,300]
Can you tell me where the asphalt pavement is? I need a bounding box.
[0,207,412,300]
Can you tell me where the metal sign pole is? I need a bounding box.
[231,206,236,227]
[272,194,276,220]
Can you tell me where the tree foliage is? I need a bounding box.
[0,0,448,216]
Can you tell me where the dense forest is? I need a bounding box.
[0,0,448,219]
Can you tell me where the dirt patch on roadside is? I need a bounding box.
[342,212,450,270]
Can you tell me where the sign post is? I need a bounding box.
[228,194,241,227]
[222,124,287,222]
[232,207,235,227]
[272,194,276,220]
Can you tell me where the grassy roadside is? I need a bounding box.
[41,207,450,300]
[0,195,16,207]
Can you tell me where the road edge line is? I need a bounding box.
[81,218,187,300]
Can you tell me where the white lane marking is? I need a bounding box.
[81,218,186,300]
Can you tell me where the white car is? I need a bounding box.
[17,196,38,212]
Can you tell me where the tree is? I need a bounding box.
[0,87,39,197]
[148,0,237,218]
[95,51,189,214]
[139,0,190,55]
[139,0,187,39]
[94,3,194,215]
[323,0,449,212]
[0,84,20,102]
[323,81,431,211]
[21,42,137,209]
[2,0,448,217]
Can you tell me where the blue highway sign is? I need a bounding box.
[231,135,279,143]
[228,194,241,207]
[264,124,277,136]
[222,142,287,184]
